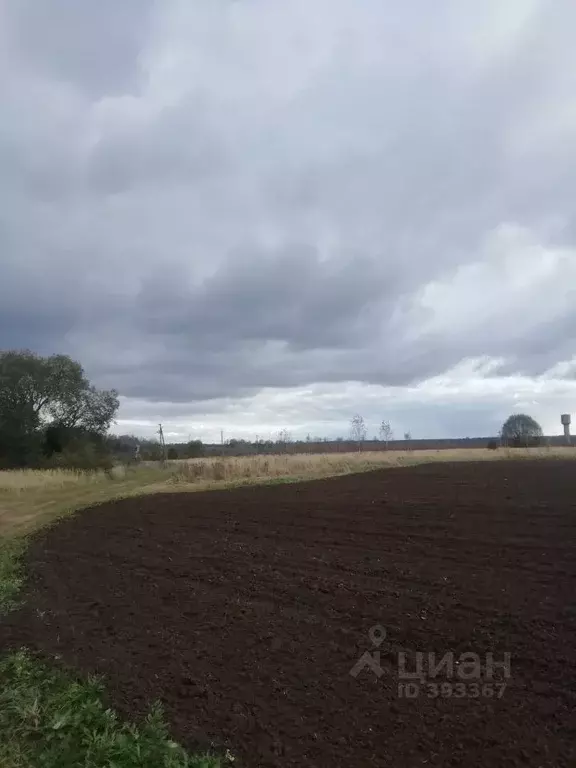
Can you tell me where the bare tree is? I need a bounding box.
[350,414,367,450]
[379,420,394,449]
[276,428,293,453]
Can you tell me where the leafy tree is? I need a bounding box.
[500,413,543,447]
[48,385,119,433]
[167,447,179,460]
[0,408,41,466]
[0,350,119,467]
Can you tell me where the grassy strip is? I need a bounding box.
[0,650,226,768]
[0,537,26,613]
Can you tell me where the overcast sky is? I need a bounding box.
[1,0,576,442]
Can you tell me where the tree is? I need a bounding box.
[350,414,367,450]
[167,447,179,460]
[500,413,543,447]
[379,420,394,448]
[0,350,118,432]
[276,429,293,452]
[138,439,164,461]
[0,350,119,467]
[185,439,205,458]
[0,351,79,419]
[404,431,412,441]
[107,434,140,461]
[48,385,119,433]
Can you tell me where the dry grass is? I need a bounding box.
[0,467,120,493]
[165,446,575,484]
[0,466,165,538]
[1,446,575,538]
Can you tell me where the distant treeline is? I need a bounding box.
[197,435,572,456]
[106,434,572,463]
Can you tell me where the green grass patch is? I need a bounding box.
[0,650,228,768]
[0,537,26,613]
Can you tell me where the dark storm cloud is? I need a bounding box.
[495,312,576,378]
[0,257,82,352]
[133,245,403,348]
[1,0,576,428]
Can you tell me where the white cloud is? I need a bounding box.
[115,357,576,442]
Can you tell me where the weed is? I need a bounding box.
[0,650,225,768]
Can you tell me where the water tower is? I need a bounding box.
[561,414,571,445]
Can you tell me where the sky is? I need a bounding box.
[1,0,576,442]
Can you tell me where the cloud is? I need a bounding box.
[2,0,154,97]
[1,0,575,438]
[115,357,576,442]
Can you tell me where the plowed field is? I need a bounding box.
[2,460,576,767]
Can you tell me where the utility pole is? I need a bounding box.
[158,423,167,465]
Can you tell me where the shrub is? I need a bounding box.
[41,443,114,472]
[185,440,205,458]
[487,439,499,450]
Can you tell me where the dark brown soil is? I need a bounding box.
[2,460,576,767]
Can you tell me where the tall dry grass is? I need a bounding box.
[2,446,575,496]
[166,446,575,485]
